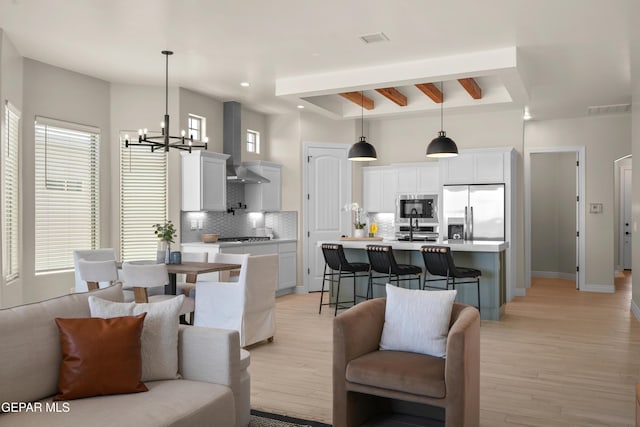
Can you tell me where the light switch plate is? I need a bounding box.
[197,219,204,229]
[589,203,603,214]
[190,220,197,230]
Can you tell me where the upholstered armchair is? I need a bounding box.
[333,298,480,427]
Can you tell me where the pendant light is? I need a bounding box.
[426,81,458,158]
[348,91,377,161]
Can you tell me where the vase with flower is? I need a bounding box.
[344,203,367,238]
[154,221,176,264]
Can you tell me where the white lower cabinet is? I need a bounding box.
[181,242,296,294]
[277,242,297,291]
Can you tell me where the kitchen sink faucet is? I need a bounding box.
[409,208,419,242]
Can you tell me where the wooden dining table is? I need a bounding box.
[164,262,241,295]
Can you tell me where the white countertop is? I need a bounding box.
[182,238,296,248]
[319,239,508,252]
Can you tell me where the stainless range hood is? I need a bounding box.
[223,101,270,184]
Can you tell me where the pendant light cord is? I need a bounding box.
[361,90,364,137]
[440,81,444,132]
[165,53,169,116]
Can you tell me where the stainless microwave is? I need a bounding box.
[396,194,438,224]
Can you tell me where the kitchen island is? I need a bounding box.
[319,239,508,320]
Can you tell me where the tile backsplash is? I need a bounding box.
[181,183,298,242]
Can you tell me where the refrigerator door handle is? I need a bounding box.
[469,206,474,241]
[464,206,468,240]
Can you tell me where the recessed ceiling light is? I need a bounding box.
[240,82,250,87]
[297,105,305,109]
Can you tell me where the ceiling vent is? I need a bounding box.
[587,103,631,115]
[359,32,390,44]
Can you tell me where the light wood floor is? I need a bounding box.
[248,273,640,426]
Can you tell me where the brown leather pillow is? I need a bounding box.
[54,313,148,400]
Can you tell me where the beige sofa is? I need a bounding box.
[0,285,248,427]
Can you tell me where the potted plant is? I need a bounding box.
[344,203,367,238]
[153,220,176,264]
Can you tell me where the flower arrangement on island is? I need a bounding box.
[344,202,367,229]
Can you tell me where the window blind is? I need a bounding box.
[2,102,20,281]
[34,117,100,273]
[120,132,167,261]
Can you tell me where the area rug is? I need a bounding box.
[250,409,332,427]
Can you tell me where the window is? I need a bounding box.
[34,117,100,273]
[188,114,206,142]
[2,102,20,281]
[247,129,260,153]
[120,132,167,261]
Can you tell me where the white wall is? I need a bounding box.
[531,152,576,277]
[525,114,631,288]
[21,59,111,304]
[242,106,268,162]
[631,0,640,315]
[178,88,223,153]
[0,30,23,307]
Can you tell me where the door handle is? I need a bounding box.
[626,231,631,235]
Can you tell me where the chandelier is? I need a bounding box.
[125,51,208,153]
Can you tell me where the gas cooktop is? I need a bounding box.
[217,236,272,242]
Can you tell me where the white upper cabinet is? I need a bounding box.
[416,164,440,193]
[363,166,397,213]
[181,151,230,211]
[440,149,507,184]
[395,163,440,194]
[244,161,282,212]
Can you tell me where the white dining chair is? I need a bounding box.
[73,248,120,292]
[121,262,195,323]
[77,259,119,291]
[194,254,278,347]
[176,252,209,297]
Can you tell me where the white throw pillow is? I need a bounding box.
[379,284,457,358]
[88,295,184,381]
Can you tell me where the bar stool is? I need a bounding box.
[365,244,422,299]
[420,245,481,313]
[319,244,369,316]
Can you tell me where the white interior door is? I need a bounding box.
[622,167,632,270]
[575,152,580,289]
[304,144,351,292]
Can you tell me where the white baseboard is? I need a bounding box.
[513,288,526,297]
[531,271,576,281]
[631,300,640,321]
[581,283,615,293]
[294,285,308,294]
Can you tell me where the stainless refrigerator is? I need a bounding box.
[442,184,505,241]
